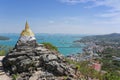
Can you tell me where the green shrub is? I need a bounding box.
[42,42,58,51]
[12,74,19,80]
[0,50,6,56]
[65,59,104,79]
[0,45,13,56]
[102,72,120,80]
[65,58,120,79]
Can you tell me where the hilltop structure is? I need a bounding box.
[20,21,35,42]
[2,22,76,80]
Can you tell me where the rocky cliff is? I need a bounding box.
[2,22,76,80]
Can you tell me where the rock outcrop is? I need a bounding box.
[2,22,76,80]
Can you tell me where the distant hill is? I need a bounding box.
[0,36,10,40]
[76,33,120,43]
[97,33,120,38]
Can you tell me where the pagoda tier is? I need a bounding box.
[19,21,36,42]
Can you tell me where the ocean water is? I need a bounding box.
[0,33,85,56]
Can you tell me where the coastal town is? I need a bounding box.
[67,33,120,79]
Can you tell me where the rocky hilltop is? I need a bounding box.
[2,22,76,80]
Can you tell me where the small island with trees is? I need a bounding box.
[0,36,10,40]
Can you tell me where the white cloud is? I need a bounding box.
[96,0,120,11]
[60,0,120,11]
[96,12,120,18]
[60,0,120,25]
[92,0,120,24]
[60,0,96,5]
[48,20,55,24]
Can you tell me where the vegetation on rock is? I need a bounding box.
[0,50,6,56]
[12,74,19,80]
[42,42,58,51]
[0,45,13,56]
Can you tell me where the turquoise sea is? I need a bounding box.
[0,33,86,56]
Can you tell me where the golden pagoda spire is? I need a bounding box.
[25,21,29,30]
[20,21,35,36]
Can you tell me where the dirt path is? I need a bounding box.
[0,56,11,80]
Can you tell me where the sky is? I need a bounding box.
[0,0,120,34]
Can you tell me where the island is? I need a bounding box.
[0,36,10,40]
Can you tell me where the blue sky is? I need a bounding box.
[0,0,120,34]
